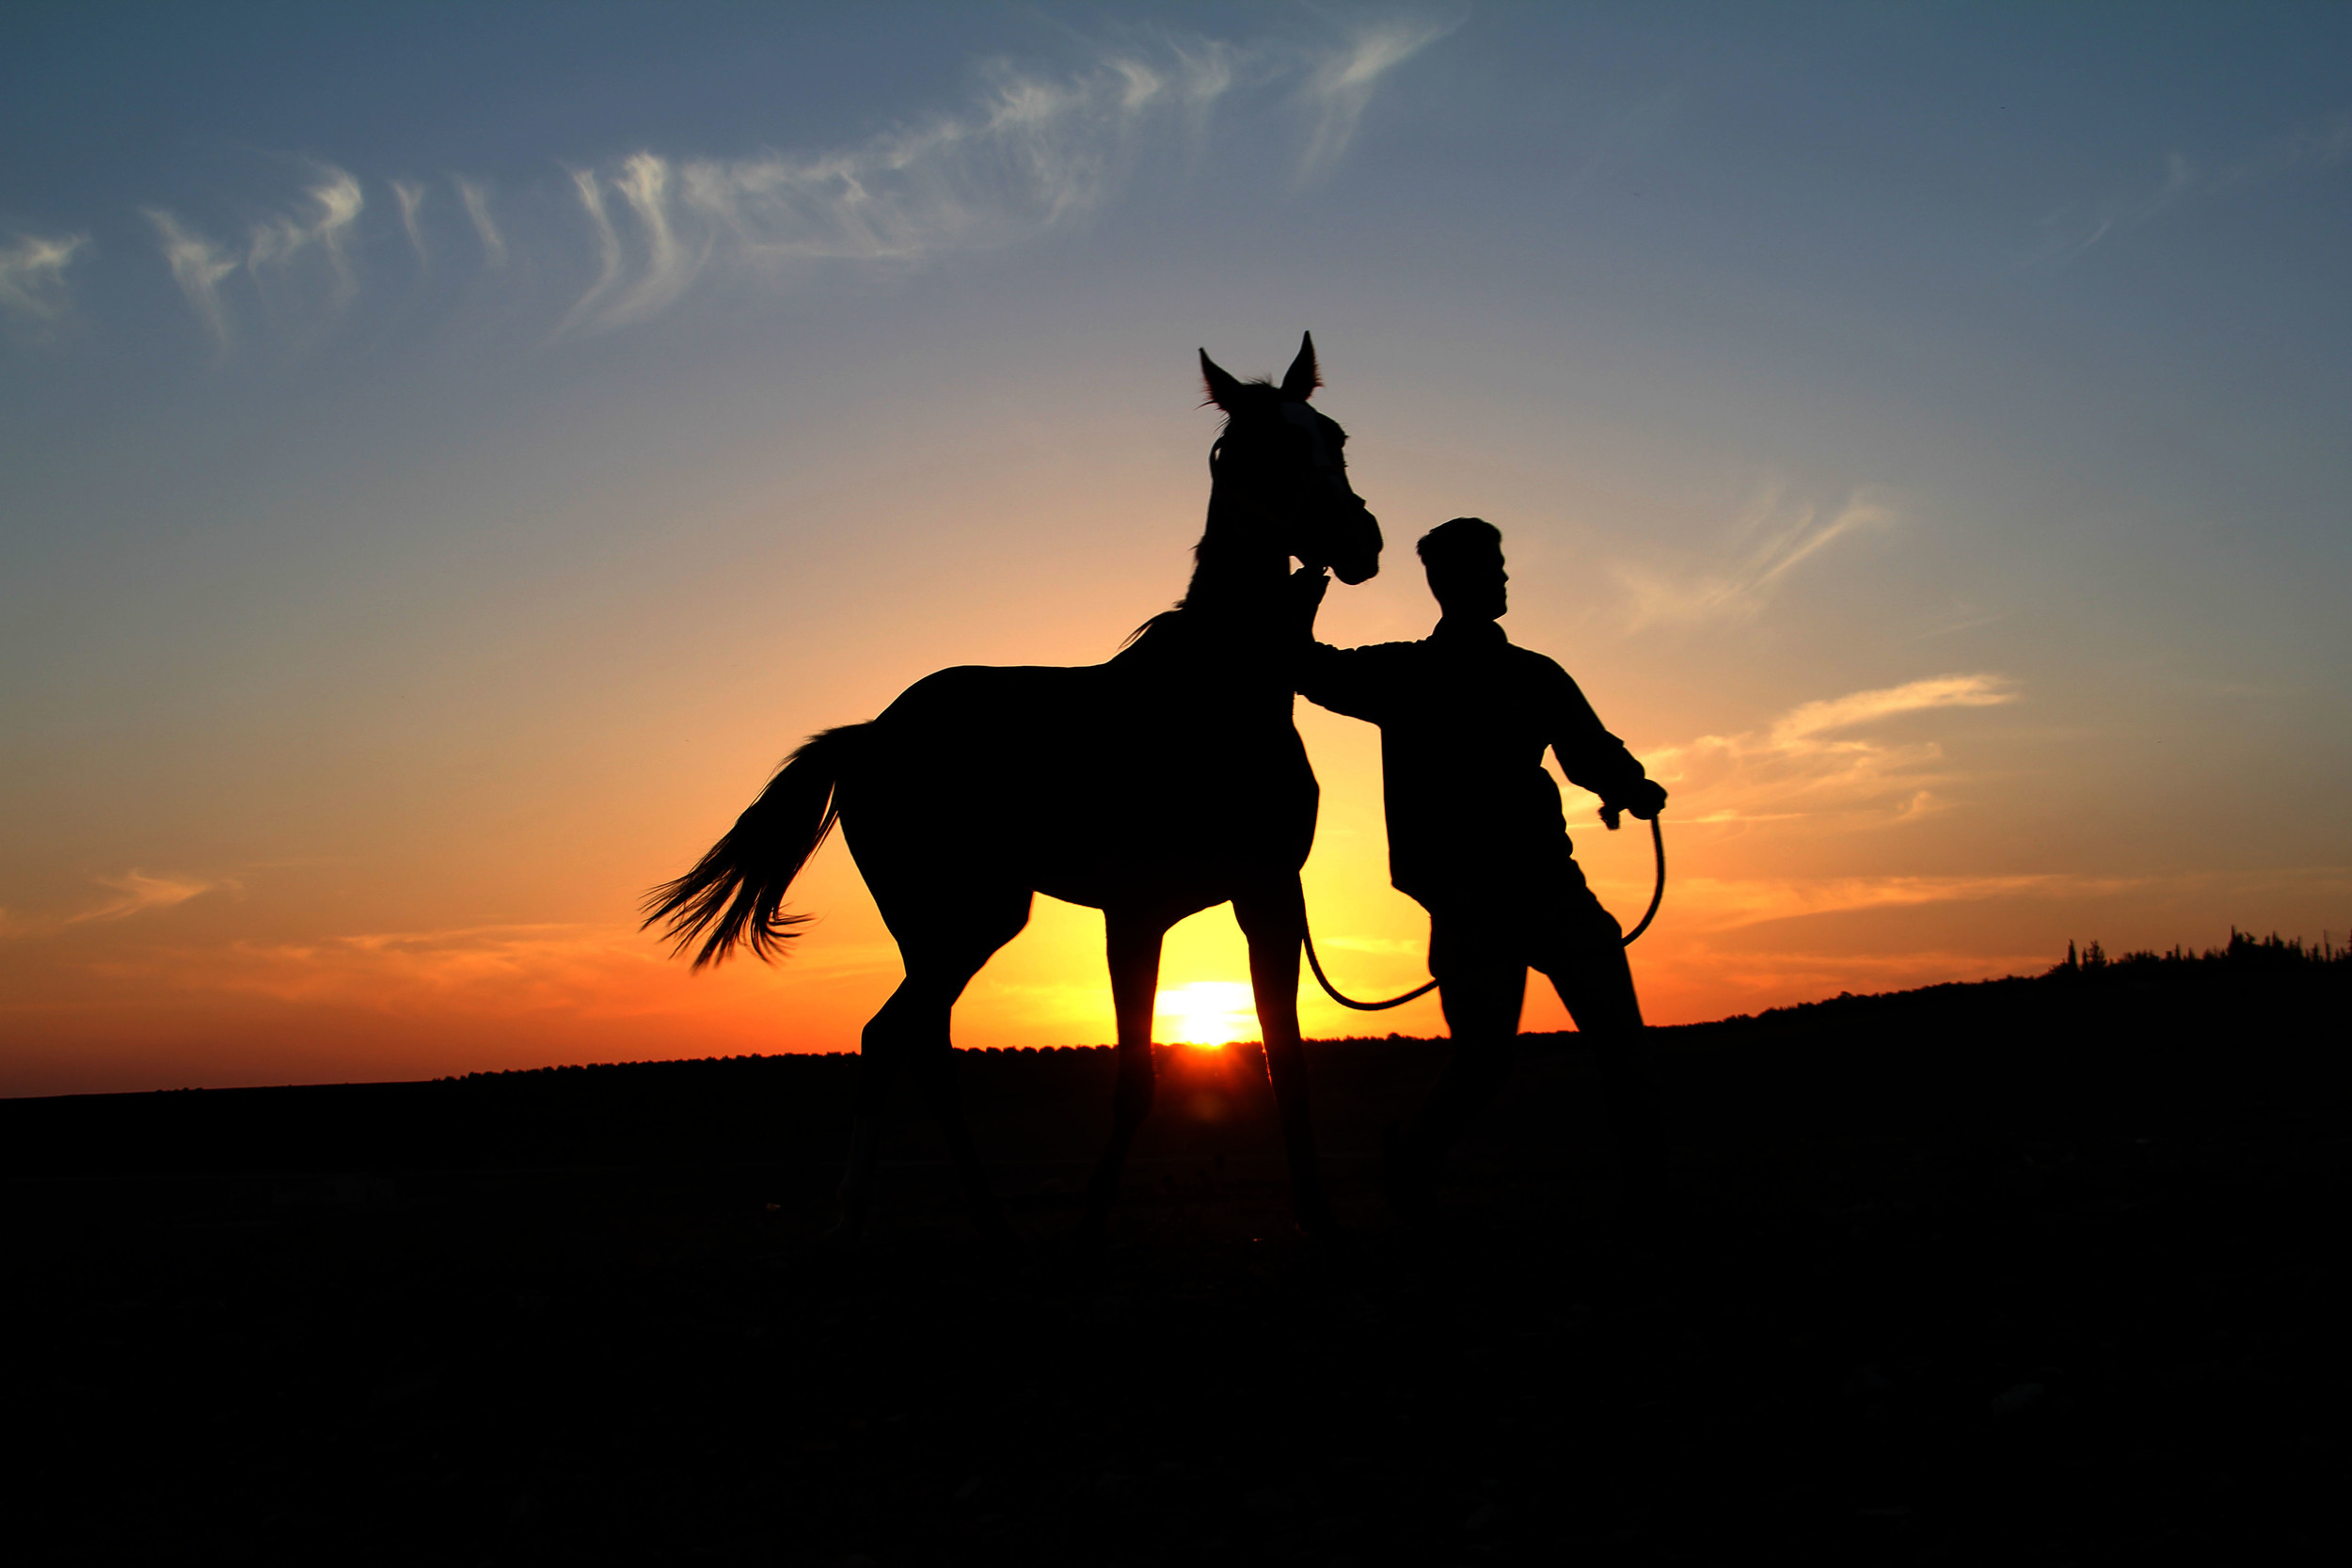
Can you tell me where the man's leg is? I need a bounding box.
[1391,908,1527,1192]
[1534,881,1668,1194]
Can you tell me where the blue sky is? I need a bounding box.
[4,3,2348,1091]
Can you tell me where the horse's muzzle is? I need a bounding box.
[1328,508,1382,585]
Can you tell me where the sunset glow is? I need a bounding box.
[3,8,2347,1095]
[1153,983,1257,1050]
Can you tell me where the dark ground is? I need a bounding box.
[4,950,2344,1565]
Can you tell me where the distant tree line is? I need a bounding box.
[2050,927,2347,979]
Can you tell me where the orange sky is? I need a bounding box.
[6,8,2349,1095]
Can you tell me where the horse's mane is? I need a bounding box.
[1117,609,1184,652]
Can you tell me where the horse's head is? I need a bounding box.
[1200,333,1382,585]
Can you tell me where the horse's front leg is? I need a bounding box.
[1235,880,1340,1236]
[1080,909,1167,1247]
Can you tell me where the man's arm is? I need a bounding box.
[1546,663,1667,819]
[1297,641,1394,722]
[1287,565,1408,722]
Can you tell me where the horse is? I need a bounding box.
[644,334,1381,1242]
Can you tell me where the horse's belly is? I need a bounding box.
[853,662,1319,902]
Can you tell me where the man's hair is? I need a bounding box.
[1416,516,1502,572]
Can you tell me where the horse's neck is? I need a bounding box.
[1179,489,1285,620]
[1109,488,1292,685]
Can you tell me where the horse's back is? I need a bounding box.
[876,663,1107,729]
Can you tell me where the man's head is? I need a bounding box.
[1417,516,1507,623]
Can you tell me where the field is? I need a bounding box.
[5,944,2343,1564]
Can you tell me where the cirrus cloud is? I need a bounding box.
[68,870,226,925]
[549,22,1444,336]
[124,19,1448,347]
[2035,108,2352,267]
[0,232,87,318]
[1629,673,2019,831]
[1615,483,1899,630]
[144,166,364,344]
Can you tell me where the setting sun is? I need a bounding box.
[1153,982,1257,1049]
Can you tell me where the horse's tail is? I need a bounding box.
[641,724,866,971]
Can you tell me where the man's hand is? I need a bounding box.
[1601,778,1668,829]
[1288,564,1330,637]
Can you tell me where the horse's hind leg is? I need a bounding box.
[915,927,1028,1243]
[1235,880,1340,1236]
[834,986,912,1241]
[1080,910,1168,1247]
[836,890,1030,1243]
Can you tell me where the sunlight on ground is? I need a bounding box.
[1152,981,1256,1049]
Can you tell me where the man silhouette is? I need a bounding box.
[1296,517,1667,1201]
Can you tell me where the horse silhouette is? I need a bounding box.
[644,335,1381,1242]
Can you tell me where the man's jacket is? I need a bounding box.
[1297,618,1655,904]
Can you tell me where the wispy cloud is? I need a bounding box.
[1913,600,2012,641]
[2037,109,2352,265]
[242,166,364,301]
[1634,673,2018,830]
[67,870,223,925]
[0,232,87,318]
[1297,16,1457,179]
[1667,870,2140,933]
[146,166,366,342]
[25,907,885,1023]
[453,175,507,267]
[550,34,1273,336]
[1652,862,2352,959]
[557,166,624,335]
[144,210,239,343]
[1769,673,2012,747]
[163,920,871,1021]
[1615,484,1897,629]
[391,178,428,264]
[562,151,704,333]
[197,923,662,1014]
[119,20,1444,344]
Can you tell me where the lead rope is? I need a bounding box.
[1302,816,1666,1011]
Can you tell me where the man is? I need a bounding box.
[1297,516,1668,1200]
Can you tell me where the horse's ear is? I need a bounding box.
[1279,331,1322,402]
[1200,349,1248,411]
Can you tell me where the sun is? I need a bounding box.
[1153,981,1256,1049]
